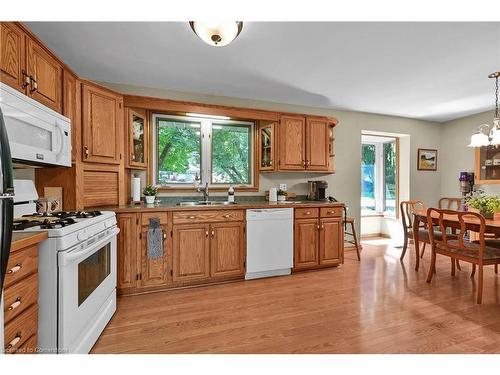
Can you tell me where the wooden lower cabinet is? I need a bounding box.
[172,224,210,283]
[117,213,139,289]
[139,224,169,287]
[319,218,343,265]
[210,222,245,278]
[294,219,319,269]
[294,214,344,271]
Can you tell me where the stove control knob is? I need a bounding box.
[77,232,88,241]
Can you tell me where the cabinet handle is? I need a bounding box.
[7,264,22,274]
[327,211,335,214]
[84,146,89,158]
[305,211,311,215]
[131,153,135,161]
[321,223,325,230]
[205,230,209,237]
[7,335,21,350]
[188,215,196,219]
[306,160,310,167]
[22,70,30,89]
[223,214,230,218]
[163,232,167,240]
[7,298,22,311]
[29,75,38,93]
[270,159,273,166]
[316,224,320,230]
[211,230,215,238]
[302,160,306,167]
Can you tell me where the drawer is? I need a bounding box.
[4,304,38,354]
[3,273,39,324]
[173,210,245,224]
[4,245,38,288]
[12,334,37,354]
[320,207,344,218]
[295,207,319,219]
[141,212,169,226]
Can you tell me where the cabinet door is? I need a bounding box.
[139,224,169,288]
[0,22,27,92]
[172,224,210,283]
[210,222,245,278]
[117,213,138,290]
[82,83,122,164]
[294,219,319,269]
[127,108,148,169]
[26,37,63,112]
[319,218,343,265]
[258,121,277,171]
[63,70,79,163]
[306,117,329,171]
[279,115,306,170]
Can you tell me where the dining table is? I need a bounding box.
[412,209,500,271]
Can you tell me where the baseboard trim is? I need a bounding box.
[360,233,391,239]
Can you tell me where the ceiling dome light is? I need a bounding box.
[189,21,243,47]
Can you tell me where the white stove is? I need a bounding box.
[13,209,119,354]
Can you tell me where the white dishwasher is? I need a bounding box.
[246,208,294,280]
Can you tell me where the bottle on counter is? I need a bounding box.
[228,185,235,203]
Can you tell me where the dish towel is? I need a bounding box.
[147,217,164,260]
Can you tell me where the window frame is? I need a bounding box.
[361,136,398,218]
[152,113,255,189]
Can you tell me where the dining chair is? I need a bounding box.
[426,208,500,304]
[400,200,428,261]
[438,197,463,210]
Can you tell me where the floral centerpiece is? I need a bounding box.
[466,193,500,219]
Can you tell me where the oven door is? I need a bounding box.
[57,227,118,353]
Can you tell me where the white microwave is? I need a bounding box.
[0,82,71,167]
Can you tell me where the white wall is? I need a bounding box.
[440,109,496,197]
[100,82,444,233]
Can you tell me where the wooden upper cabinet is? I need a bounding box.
[319,218,343,265]
[172,224,210,283]
[294,218,319,269]
[0,22,27,92]
[306,117,330,171]
[82,83,123,164]
[117,213,138,290]
[210,222,245,278]
[126,108,148,169]
[279,115,306,170]
[63,70,79,163]
[26,36,63,112]
[258,121,277,172]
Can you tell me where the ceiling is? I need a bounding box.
[26,22,500,122]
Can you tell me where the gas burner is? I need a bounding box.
[13,217,77,230]
[22,210,103,220]
[74,211,102,218]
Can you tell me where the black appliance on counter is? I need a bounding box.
[307,180,328,201]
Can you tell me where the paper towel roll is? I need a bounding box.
[269,187,278,202]
[132,177,141,202]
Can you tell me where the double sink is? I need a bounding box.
[177,201,238,206]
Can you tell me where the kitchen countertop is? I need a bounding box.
[10,231,48,252]
[96,200,345,213]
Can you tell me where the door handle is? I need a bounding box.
[211,230,215,238]
[30,75,38,93]
[22,70,30,89]
[205,230,209,237]
[84,146,89,158]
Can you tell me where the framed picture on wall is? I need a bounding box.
[417,148,438,171]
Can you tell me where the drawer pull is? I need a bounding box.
[223,214,231,218]
[328,211,335,214]
[305,211,311,215]
[7,264,22,274]
[188,216,196,219]
[8,298,22,311]
[7,335,21,350]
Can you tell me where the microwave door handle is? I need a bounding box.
[59,228,120,267]
[54,120,65,158]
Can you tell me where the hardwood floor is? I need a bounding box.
[91,238,500,353]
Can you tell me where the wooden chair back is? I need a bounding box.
[400,200,426,232]
[427,207,487,260]
[438,197,462,210]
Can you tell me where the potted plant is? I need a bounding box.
[143,185,158,204]
[277,189,287,202]
[466,195,500,219]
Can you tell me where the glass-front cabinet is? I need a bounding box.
[127,108,148,169]
[476,146,500,183]
[258,121,277,171]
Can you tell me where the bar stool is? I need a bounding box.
[344,217,361,261]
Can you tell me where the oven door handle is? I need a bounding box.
[59,227,120,267]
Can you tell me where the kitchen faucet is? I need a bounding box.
[197,182,209,202]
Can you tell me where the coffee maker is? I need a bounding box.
[307,180,328,201]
